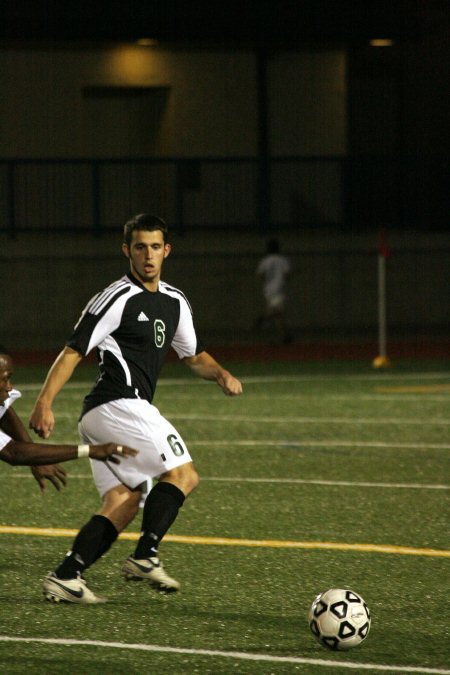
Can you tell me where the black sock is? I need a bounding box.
[55,515,118,579]
[134,482,185,559]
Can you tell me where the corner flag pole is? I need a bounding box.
[373,228,392,368]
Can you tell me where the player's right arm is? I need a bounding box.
[29,346,83,439]
[0,441,137,466]
[1,405,68,492]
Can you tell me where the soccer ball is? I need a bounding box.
[308,588,371,651]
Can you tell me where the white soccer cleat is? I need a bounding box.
[43,572,108,604]
[121,556,180,593]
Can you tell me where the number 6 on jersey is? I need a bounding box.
[167,433,185,457]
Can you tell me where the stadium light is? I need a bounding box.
[369,39,395,47]
[136,38,159,47]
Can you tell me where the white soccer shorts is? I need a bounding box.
[266,293,285,310]
[78,398,192,500]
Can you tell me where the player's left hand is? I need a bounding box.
[217,372,243,396]
[31,464,68,492]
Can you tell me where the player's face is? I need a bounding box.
[122,229,171,290]
[0,354,13,406]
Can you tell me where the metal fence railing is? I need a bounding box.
[0,156,448,235]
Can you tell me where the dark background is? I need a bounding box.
[1,1,449,353]
[1,1,448,46]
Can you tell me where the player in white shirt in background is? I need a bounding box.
[256,238,292,344]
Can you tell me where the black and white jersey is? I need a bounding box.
[67,273,204,417]
[0,389,21,451]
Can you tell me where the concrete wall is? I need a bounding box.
[0,47,345,158]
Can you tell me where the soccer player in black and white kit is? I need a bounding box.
[29,214,243,604]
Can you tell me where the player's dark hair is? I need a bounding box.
[123,213,169,246]
[0,344,10,356]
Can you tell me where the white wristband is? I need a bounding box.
[77,444,90,458]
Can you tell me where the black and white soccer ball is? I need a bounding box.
[308,588,371,651]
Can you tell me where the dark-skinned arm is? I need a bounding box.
[0,406,67,492]
[0,438,138,466]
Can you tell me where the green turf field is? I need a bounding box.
[0,358,448,674]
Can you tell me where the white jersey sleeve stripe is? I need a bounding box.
[159,281,199,358]
[98,336,133,387]
[84,290,134,354]
[0,389,21,420]
[0,389,21,451]
[0,429,11,452]
[89,279,130,315]
[73,280,131,332]
[159,282,194,314]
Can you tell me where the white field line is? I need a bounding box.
[17,371,450,392]
[3,473,448,490]
[190,439,450,450]
[18,382,94,391]
[0,636,448,674]
[202,477,450,490]
[43,411,450,426]
[163,394,450,401]
[238,373,450,383]
[17,380,216,390]
[24,391,450,402]
[167,413,450,425]
[233,394,450,402]
[20,437,450,450]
